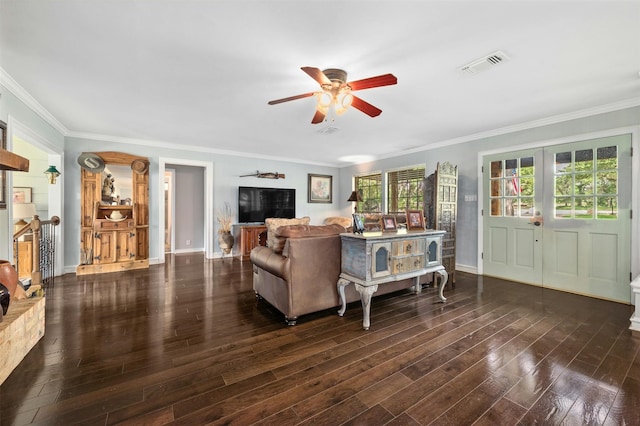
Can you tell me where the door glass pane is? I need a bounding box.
[555,152,572,173]
[574,172,594,195]
[597,146,617,169]
[555,197,572,218]
[575,197,593,219]
[596,196,617,219]
[520,197,534,216]
[491,199,502,216]
[490,161,503,178]
[520,177,534,196]
[596,171,617,195]
[575,149,594,170]
[555,174,572,196]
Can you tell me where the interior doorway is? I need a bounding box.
[158,158,214,262]
[164,169,175,253]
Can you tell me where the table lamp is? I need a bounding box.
[347,190,363,213]
[13,203,36,236]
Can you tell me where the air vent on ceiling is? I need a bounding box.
[458,50,510,75]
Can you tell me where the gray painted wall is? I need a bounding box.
[339,106,640,271]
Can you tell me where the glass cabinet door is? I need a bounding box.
[425,236,442,267]
[371,242,391,278]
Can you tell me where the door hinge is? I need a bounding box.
[481,165,484,173]
[631,146,633,157]
[481,252,483,259]
[630,209,633,220]
[94,233,101,239]
[94,255,101,260]
[481,209,484,216]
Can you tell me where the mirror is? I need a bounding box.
[102,164,132,203]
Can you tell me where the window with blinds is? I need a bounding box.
[354,172,382,213]
[387,166,425,214]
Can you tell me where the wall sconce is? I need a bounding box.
[44,165,61,184]
[347,190,363,213]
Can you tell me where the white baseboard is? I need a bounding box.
[455,263,478,275]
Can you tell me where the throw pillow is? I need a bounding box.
[265,216,310,253]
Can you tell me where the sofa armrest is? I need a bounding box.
[250,246,289,280]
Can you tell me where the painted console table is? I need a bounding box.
[337,230,448,330]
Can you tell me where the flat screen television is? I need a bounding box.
[238,186,296,223]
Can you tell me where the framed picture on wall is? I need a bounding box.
[0,120,6,209]
[308,173,332,203]
[13,187,32,203]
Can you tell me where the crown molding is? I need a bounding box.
[380,97,640,162]
[0,67,69,136]
[66,131,338,168]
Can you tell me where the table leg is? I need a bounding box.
[337,278,350,316]
[355,284,378,330]
[436,268,449,302]
[413,275,422,294]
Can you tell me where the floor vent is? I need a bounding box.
[458,50,510,75]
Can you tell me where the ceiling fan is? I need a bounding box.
[268,67,397,124]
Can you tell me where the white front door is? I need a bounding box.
[483,134,632,303]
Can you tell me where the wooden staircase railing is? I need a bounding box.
[13,215,61,287]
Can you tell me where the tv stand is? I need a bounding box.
[238,224,267,260]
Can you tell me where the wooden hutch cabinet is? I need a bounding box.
[76,152,149,275]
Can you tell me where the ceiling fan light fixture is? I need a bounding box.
[317,92,333,107]
[335,93,353,115]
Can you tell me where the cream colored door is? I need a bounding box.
[541,135,631,302]
[483,148,543,285]
[483,134,631,303]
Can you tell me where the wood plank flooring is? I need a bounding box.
[1,253,639,425]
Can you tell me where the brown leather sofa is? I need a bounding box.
[250,223,418,325]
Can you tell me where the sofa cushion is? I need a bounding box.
[278,224,345,257]
[265,216,310,253]
[323,216,352,229]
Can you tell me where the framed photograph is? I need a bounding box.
[0,120,6,209]
[308,173,332,203]
[352,213,364,234]
[13,187,32,203]
[381,215,397,233]
[406,209,425,230]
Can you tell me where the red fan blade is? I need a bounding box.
[268,92,315,105]
[301,67,331,85]
[351,96,383,117]
[348,74,397,91]
[311,109,326,124]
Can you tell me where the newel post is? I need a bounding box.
[30,215,42,287]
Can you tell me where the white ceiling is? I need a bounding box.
[1,1,639,166]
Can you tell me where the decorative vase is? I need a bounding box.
[218,231,234,255]
[0,260,19,309]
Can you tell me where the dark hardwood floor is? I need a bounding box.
[2,253,639,425]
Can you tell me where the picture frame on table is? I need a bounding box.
[13,187,32,203]
[406,209,425,230]
[352,213,365,234]
[308,173,332,203]
[381,215,397,233]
